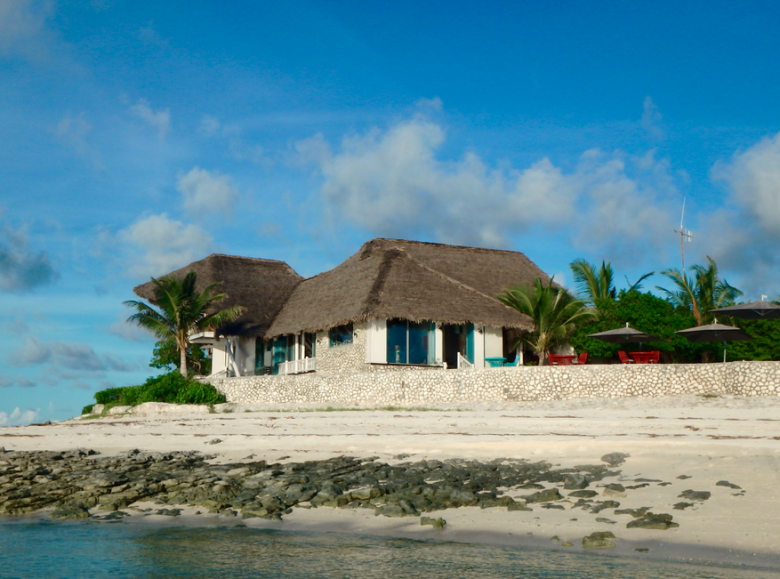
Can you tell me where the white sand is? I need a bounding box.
[3,394,780,569]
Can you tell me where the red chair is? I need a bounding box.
[648,350,660,364]
[575,353,588,365]
[618,351,634,364]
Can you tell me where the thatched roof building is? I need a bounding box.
[265,238,548,337]
[132,239,550,341]
[132,254,303,337]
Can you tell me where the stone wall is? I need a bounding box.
[314,321,368,374]
[210,361,780,405]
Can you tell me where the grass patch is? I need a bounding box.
[82,372,226,415]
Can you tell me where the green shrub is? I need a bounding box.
[89,372,226,411]
[81,404,95,415]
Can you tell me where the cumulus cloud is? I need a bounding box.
[117,213,213,278]
[0,0,54,62]
[706,131,780,295]
[8,337,138,372]
[0,407,40,426]
[108,316,154,342]
[715,132,780,235]
[177,167,240,217]
[641,96,664,140]
[297,116,679,257]
[0,224,56,292]
[129,98,171,139]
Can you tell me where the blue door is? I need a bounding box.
[466,323,475,364]
[272,338,286,375]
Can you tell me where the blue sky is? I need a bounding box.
[3,0,780,424]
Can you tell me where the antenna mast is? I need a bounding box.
[673,197,693,270]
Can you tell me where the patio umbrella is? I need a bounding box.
[711,300,780,320]
[675,320,753,362]
[587,323,664,345]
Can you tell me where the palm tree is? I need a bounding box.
[125,271,245,377]
[569,259,653,306]
[657,256,742,326]
[498,277,596,365]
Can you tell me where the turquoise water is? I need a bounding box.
[0,519,777,579]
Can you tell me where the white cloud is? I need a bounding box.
[297,116,679,257]
[108,316,155,342]
[416,97,443,111]
[703,131,780,296]
[129,98,171,139]
[641,96,664,140]
[0,0,54,62]
[118,213,213,278]
[0,223,56,291]
[198,115,221,136]
[54,112,102,166]
[715,132,780,235]
[0,407,40,426]
[8,336,138,372]
[177,167,240,217]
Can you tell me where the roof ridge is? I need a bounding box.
[399,252,523,317]
[370,237,532,256]
[206,253,291,265]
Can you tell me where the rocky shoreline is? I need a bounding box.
[0,447,732,549]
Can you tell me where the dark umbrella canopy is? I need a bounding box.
[676,321,753,363]
[675,322,753,343]
[711,300,780,320]
[587,323,664,344]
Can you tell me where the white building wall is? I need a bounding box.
[474,325,485,368]
[434,325,444,366]
[237,337,256,376]
[365,318,387,363]
[484,326,503,359]
[211,339,229,376]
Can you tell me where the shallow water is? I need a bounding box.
[0,519,778,579]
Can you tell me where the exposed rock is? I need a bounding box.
[626,512,679,530]
[602,483,627,498]
[563,474,589,490]
[582,531,616,549]
[522,488,563,503]
[673,502,694,510]
[614,507,650,518]
[678,489,711,501]
[600,453,629,466]
[716,480,741,489]
[568,490,598,498]
[420,516,446,529]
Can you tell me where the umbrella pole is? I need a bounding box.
[723,340,727,363]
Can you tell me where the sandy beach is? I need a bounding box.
[3,394,780,571]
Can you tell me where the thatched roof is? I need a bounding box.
[266,238,549,337]
[132,254,303,337]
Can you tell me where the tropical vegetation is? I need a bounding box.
[498,277,596,365]
[563,255,780,363]
[656,256,743,326]
[569,258,653,306]
[82,372,226,416]
[124,271,245,376]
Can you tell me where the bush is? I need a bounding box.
[89,372,226,412]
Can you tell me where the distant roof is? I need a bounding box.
[265,238,549,337]
[133,254,303,337]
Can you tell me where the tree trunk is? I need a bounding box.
[538,350,547,366]
[180,345,187,377]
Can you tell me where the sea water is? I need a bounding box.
[0,519,778,579]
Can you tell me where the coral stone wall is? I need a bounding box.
[314,321,368,374]
[210,361,780,405]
